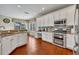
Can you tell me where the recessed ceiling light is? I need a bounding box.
[42,8,45,11]
[17,5,21,8]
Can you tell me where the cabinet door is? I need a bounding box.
[75,9,78,25]
[41,17,43,27]
[42,32,47,41]
[17,33,27,47]
[45,14,49,26]
[66,5,76,25]
[46,32,53,43]
[37,18,40,27]
[53,11,60,21]
[39,17,41,27]
[2,37,12,55]
[66,34,75,50]
[47,14,51,26]
[36,18,39,31]
[17,34,23,47]
[42,16,44,26]
[11,35,17,50]
[15,34,20,47]
[44,16,47,26]
[59,9,66,20]
[0,43,1,55]
[42,32,53,43]
[50,13,54,26]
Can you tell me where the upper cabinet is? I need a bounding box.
[66,34,75,50]
[53,11,60,21]
[66,5,76,25]
[36,5,76,26]
[75,9,78,25]
[36,13,54,27]
[59,9,66,20]
[40,16,43,27]
[45,14,49,26]
[47,13,54,26]
[36,18,40,27]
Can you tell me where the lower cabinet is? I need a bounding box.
[11,36,18,51]
[1,33,27,55]
[42,32,77,51]
[29,31,37,38]
[1,36,12,55]
[0,43,2,55]
[42,32,47,41]
[17,33,27,47]
[66,34,75,50]
[42,32,53,44]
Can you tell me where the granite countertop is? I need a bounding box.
[0,30,27,38]
[37,31,76,35]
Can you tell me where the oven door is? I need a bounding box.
[53,34,64,46]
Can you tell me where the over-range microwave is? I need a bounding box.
[54,19,66,24]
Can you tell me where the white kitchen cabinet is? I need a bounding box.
[41,16,45,26]
[46,32,53,43]
[75,9,78,25]
[42,32,47,41]
[43,15,47,26]
[49,13,54,26]
[36,18,39,31]
[44,16,47,26]
[40,17,43,27]
[34,32,38,38]
[36,12,54,27]
[17,34,21,47]
[40,17,44,27]
[11,33,27,49]
[47,14,51,26]
[42,32,53,43]
[46,14,49,26]
[36,18,40,27]
[1,33,27,55]
[66,5,76,25]
[53,11,60,21]
[1,36,12,55]
[47,14,50,26]
[38,18,40,27]
[39,17,42,27]
[59,8,66,20]
[66,34,75,50]
[0,43,1,55]
[17,33,27,47]
[41,13,54,26]
[11,35,18,51]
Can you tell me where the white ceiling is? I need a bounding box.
[0,4,70,20]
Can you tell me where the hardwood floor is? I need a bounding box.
[10,36,73,55]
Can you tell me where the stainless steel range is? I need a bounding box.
[53,19,66,48]
[53,32,66,47]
